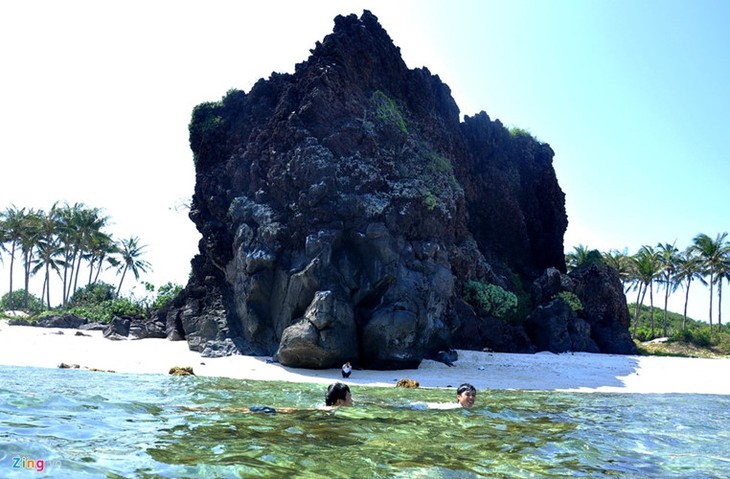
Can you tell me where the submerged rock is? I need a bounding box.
[169,366,195,376]
[395,379,420,388]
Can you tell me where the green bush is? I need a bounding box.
[150,282,183,310]
[68,282,116,307]
[423,191,438,211]
[670,328,713,348]
[66,298,144,324]
[508,127,533,139]
[371,90,407,134]
[189,100,224,164]
[633,327,655,343]
[463,281,518,319]
[429,153,452,173]
[0,290,44,314]
[553,291,583,312]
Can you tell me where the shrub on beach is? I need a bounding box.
[670,328,712,348]
[68,282,117,307]
[0,290,44,314]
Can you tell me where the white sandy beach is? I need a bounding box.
[1,322,728,395]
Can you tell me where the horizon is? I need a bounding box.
[1,1,728,323]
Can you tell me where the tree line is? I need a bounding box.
[566,233,730,338]
[0,203,151,310]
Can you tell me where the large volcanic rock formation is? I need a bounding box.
[163,11,635,368]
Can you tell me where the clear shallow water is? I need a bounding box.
[0,366,728,478]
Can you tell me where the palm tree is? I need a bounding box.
[0,205,26,307]
[656,242,680,337]
[30,206,64,308]
[70,207,110,294]
[716,254,730,328]
[565,244,602,272]
[603,249,633,293]
[674,248,705,330]
[691,233,730,334]
[56,202,83,305]
[56,202,105,305]
[631,245,661,338]
[115,236,152,296]
[87,231,116,285]
[18,209,44,308]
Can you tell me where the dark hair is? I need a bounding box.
[325,382,351,406]
[456,383,476,395]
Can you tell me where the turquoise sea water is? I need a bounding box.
[0,365,728,478]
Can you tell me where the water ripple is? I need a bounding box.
[0,365,729,478]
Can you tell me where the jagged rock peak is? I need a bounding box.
[168,10,631,369]
[301,10,406,76]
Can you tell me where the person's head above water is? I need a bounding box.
[456,383,477,408]
[325,382,353,407]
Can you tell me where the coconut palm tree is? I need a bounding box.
[603,249,633,293]
[674,248,705,330]
[18,209,44,308]
[565,244,603,272]
[691,232,730,334]
[115,236,152,296]
[87,231,117,285]
[30,206,64,308]
[0,205,26,307]
[70,207,110,294]
[716,253,730,328]
[55,202,84,305]
[656,242,680,337]
[631,245,661,338]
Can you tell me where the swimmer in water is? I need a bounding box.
[325,382,353,407]
[249,382,354,413]
[183,382,354,415]
[456,383,477,408]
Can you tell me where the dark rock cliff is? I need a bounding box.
[164,11,635,368]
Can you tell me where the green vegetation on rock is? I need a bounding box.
[371,90,408,134]
[553,291,583,312]
[464,280,518,319]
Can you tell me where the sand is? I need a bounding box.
[1,322,728,395]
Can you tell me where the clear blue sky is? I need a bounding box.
[1,1,727,322]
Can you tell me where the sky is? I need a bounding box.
[1,0,728,322]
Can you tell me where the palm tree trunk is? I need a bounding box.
[64,249,78,303]
[116,264,129,297]
[72,253,83,299]
[718,278,723,327]
[637,285,648,338]
[23,249,32,308]
[649,281,655,338]
[709,273,714,335]
[683,279,691,331]
[87,257,95,285]
[61,261,68,307]
[62,251,74,305]
[94,258,104,284]
[44,266,51,309]
[633,284,644,338]
[64,248,78,305]
[663,277,670,337]
[8,242,16,308]
[40,275,47,308]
